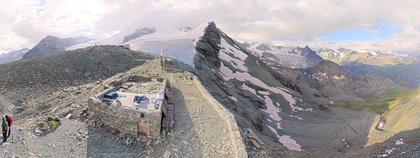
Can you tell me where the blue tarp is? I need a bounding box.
[105,92,119,99]
[102,98,113,105]
[134,96,147,104]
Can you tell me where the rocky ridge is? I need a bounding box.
[23,36,91,59]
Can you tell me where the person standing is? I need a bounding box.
[6,115,12,139]
[2,115,9,143]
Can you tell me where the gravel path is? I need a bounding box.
[0,119,87,158]
[170,73,234,157]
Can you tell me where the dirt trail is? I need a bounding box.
[169,72,234,157]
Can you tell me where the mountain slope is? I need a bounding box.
[194,22,311,152]
[23,36,91,59]
[192,22,384,157]
[308,60,397,102]
[366,88,420,146]
[0,45,152,108]
[0,48,29,64]
[345,62,420,88]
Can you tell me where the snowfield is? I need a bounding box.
[67,23,209,66]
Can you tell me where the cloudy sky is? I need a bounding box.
[1,0,420,54]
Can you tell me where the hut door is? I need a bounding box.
[138,120,150,142]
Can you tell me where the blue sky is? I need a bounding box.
[320,22,402,42]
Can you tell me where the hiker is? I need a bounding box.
[2,115,9,143]
[6,114,12,139]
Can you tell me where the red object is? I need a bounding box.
[8,114,12,127]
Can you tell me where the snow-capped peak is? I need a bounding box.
[67,22,210,65]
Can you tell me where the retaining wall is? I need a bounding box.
[88,98,162,139]
[193,76,248,158]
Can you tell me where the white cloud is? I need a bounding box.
[0,0,108,54]
[1,0,420,54]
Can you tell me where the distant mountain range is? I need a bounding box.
[317,47,418,66]
[316,47,420,87]
[0,48,29,64]
[243,43,323,68]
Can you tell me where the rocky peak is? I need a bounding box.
[310,60,351,80]
[194,22,223,69]
[122,27,156,43]
[300,45,323,64]
[23,36,92,59]
[43,35,60,41]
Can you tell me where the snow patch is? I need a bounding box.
[219,38,248,71]
[241,83,257,95]
[263,96,282,129]
[395,139,404,145]
[312,72,346,81]
[219,52,248,71]
[258,90,270,95]
[229,96,238,102]
[379,148,396,157]
[268,126,302,151]
[289,115,303,120]
[332,75,346,80]
[220,38,248,60]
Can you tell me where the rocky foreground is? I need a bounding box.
[0,59,248,158]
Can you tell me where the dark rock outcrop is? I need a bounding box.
[300,46,323,65]
[122,27,155,43]
[194,22,222,69]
